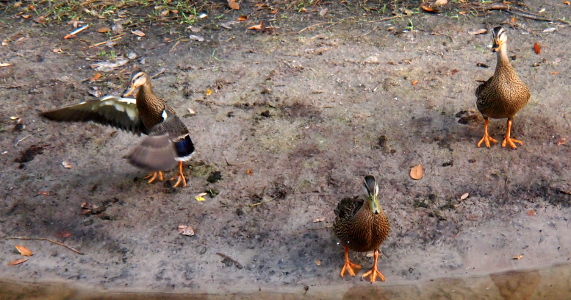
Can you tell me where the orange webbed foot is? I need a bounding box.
[501,137,523,149]
[340,260,362,277]
[340,246,362,277]
[362,249,385,283]
[477,134,498,148]
[169,161,187,188]
[362,266,385,283]
[144,171,164,184]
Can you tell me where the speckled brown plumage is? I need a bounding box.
[476,26,530,149]
[334,175,390,283]
[123,71,194,187]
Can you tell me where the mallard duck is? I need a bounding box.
[476,26,530,149]
[40,71,195,187]
[333,175,390,283]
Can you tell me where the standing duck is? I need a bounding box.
[476,26,530,149]
[333,175,391,283]
[41,71,194,187]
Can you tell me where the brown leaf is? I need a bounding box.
[178,225,195,236]
[247,22,264,30]
[434,0,448,5]
[269,9,278,14]
[556,138,567,145]
[512,254,523,260]
[88,73,101,82]
[246,169,253,176]
[527,210,536,216]
[131,30,146,37]
[411,80,419,86]
[97,27,110,33]
[533,42,541,54]
[420,5,437,12]
[237,15,248,21]
[550,71,559,75]
[468,28,487,35]
[55,231,72,238]
[15,245,33,256]
[8,258,28,265]
[228,0,240,10]
[410,164,424,180]
[564,1,570,5]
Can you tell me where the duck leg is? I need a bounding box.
[477,117,498,148]
[144,171,164,184]
[340,246,362,277]
[501,119,523,149]
[362,249,385,283]
[170,161,187,188]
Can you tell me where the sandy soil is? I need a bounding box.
[1,0,571,298]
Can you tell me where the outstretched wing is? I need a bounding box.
[40,95,147,135]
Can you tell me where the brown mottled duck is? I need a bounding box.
[476,26,530,149]
[41,71,194,187]
[334,175,390,283]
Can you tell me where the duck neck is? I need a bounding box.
[495,43,513,75]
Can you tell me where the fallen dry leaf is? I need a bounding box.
[564,1,570,5]
[434,0,448,5]
[246,169,253,176]
[460,193,469,200]
[131,30,146,37]
[315,259,321,266]
[0,63,11,67]
[468,28,487,35]
[533,42,541,54]
[411,80,419,86]
[205,89,212,96]
[420,5,437,13]
[89,73,101,82]
[556,138,567,145]
[237,15,248,21]
[248,22,264,30]
[228,0,240,10]
[195,192,207,202]
[97,27,110,33]
[15,245,33,256]
[312,217,325,223]
[550,71,559,75]
[178,225,195,236]
[512,254,523,260]
[527,210,536,216]
[269,9,278,14]
[410,164,424,180]
[55,231,72,238]
[62,161,72,169]
[8,258,28,265]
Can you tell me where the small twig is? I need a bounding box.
[14,134,32,147]
[3,237,84,255]
[151,69,165,79]
[216,252,243,269]
[248,197,275,208]
[64,25,89,39]
[169,40,181,53]
[368,15,407,23]
[87,34,124,49]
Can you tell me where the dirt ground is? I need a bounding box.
[1,0,571,299]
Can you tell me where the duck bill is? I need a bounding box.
[491,41,501,52]
[370,195,381,215]
[123,85,136,97]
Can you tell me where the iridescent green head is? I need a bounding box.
[363,175,381,214]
